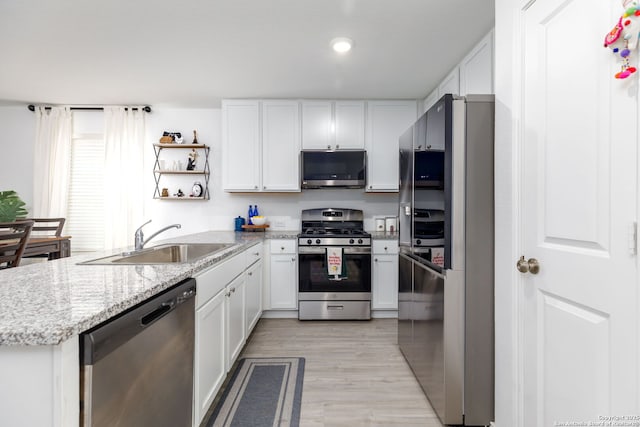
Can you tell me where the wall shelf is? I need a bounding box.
[153,143,210,200]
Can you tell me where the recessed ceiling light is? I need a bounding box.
[331,37,353,53]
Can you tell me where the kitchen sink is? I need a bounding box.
[78,243,236,265]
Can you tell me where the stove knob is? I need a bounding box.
[358,239,363,244]
[307,239,312,245]
[416,239,422,245]
[315,239,321,244]
[349,239,355,244]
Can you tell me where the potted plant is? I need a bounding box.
[0,191,28,222]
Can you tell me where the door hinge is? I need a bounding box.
[628,222,637,255]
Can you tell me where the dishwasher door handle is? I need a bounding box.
[140,300,175,327]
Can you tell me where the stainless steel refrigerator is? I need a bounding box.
[398,94,494,426]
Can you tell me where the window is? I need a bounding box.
[65,111,106,252]
[66,132,105,252]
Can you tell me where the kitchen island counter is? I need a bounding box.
[0,231,267,346]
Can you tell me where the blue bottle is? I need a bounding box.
[247,205,253,225]
[253,205,259,217]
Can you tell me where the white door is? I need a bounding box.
[269,254,297,309]
[521,0,638,425]
[222,100,261,191]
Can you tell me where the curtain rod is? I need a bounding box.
[27,105,151,113]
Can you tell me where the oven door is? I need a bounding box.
[298,246,371,297]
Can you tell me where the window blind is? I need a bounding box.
[66,135,105,252]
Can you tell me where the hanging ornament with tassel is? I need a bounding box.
[604,0,640,79]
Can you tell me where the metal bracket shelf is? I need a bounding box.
[152,144,211,200]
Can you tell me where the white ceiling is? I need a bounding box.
[0,0,494,108]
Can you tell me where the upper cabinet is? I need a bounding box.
[365,100,417,192]
[423,29,494,112]
[222,100,261,191]
[222,99,301,192]
[438,67,460,97]
[459,30,494,95]
[262,100,301,191]
[301,101,365,150]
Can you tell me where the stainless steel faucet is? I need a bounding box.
[134,220,181,251]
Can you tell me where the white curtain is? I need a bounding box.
[103,107,146,250]
[32,107,73,218]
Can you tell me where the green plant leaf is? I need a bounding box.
[0,190,28,222]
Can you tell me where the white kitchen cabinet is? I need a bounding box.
[244,259,263,335]
[459,30,494,95]
[365,100,417,192]
[225,273,245,371]
[267,239,297,310]
[194,288,226,425]
[262,100,301,191]
[222,100,261,191]
[372,240,399,310]
[301,100,365,150]
[193,246,256,426]
[438,67,460,97]
[301,101,332,149]
[422,88,439,115]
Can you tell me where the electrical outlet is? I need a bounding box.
[274,220,286,228]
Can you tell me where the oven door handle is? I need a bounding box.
[298,246,371,255]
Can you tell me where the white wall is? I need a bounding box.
[145,108,398,239]
[0,106,35,211]
[0,106,398,236]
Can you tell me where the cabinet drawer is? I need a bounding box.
[244,242,263,267]
[195,253,245,308]
[373,240,399,254]
[270,239,296,254]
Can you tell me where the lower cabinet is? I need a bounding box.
[193,243,263,426]
[372,240,399,311]
[267,240,298,310]
[245,259,263,334]
[225,274,246,371]
[194,289,226,425]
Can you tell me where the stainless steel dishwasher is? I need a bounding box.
[80,278,196,427]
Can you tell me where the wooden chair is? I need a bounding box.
[0,220,34,269]
[25,218,65,237]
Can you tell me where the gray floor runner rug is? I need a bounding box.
[206,357,305,427]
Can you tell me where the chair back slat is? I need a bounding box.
[25,218,65,237]
[0,221,34,268]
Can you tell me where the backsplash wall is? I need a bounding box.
[146,108,399,238]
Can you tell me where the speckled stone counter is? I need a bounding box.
[0,230,273,346]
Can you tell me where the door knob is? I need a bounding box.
[517,256,540,275]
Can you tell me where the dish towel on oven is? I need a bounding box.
[326,247,347,280]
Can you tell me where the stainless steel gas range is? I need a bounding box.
[297,208,372,320]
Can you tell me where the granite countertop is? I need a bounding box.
[0,231,274,347]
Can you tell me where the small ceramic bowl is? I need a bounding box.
[251,216,267,226]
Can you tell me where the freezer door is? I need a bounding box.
[412,260,464,425]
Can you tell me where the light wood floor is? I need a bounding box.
[240,318,443,427]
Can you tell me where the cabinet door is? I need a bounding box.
[459,30,494,95]
[222,100,261,191]
[438,67,460,97]
[262,100,301,191]
[225,275,245,370]
[301,101,332,149]
[422,89,439,115]
[194,290,226,426]
[244,260,263,335]
[269,254,297,309]
[372,253,399,310]
[365,101,417,192]
[334,101,365,149]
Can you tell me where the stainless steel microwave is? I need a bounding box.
[301,150,366,189]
